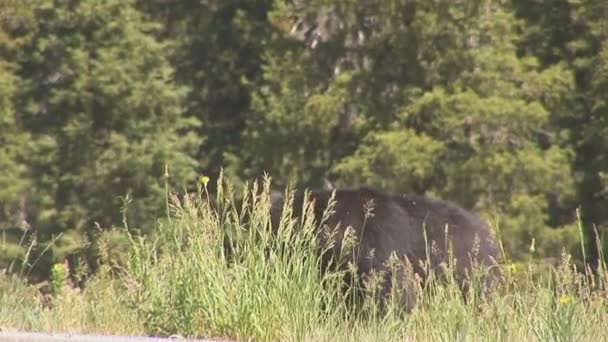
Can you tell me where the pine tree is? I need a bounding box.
[137,0,274,186]
[337,4,576,258]
[239,0,484,187]
[240,0,577,259]
[514,0,608,268]
[563,0,608,269]
[0,0,42,270]
[9,0,200,277]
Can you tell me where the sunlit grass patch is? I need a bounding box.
[1,174,607,341]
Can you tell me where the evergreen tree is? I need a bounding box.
[8,0,200,277]
[336,4,576,258]
[238,0,484,187]
[137,0,274,186]
[0,0,42,270]
[514,0,608,268]
[512,0,574,65]
[1,0,604,277]
[239,0,577,259]
[563,0,608,269]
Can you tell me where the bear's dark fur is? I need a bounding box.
[269,186,500,311]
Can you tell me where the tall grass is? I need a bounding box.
[1,175,607,341]
[121,175,353,341]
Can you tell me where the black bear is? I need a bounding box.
[269,186,500,311]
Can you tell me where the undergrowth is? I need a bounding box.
[1,175,607,341]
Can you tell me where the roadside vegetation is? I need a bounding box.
[2,177,606,341]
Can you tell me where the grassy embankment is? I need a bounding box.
[1,176,607,341]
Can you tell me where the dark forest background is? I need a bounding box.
[1,0,607,281]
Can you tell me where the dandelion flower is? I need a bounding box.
[199,175,210,187]
[559,295,573,305]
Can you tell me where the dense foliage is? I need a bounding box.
[0,0,606,279]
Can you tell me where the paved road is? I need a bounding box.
[0,331,236,342]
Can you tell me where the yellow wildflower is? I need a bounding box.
[559,295,573,305]
[199,175,210,187]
